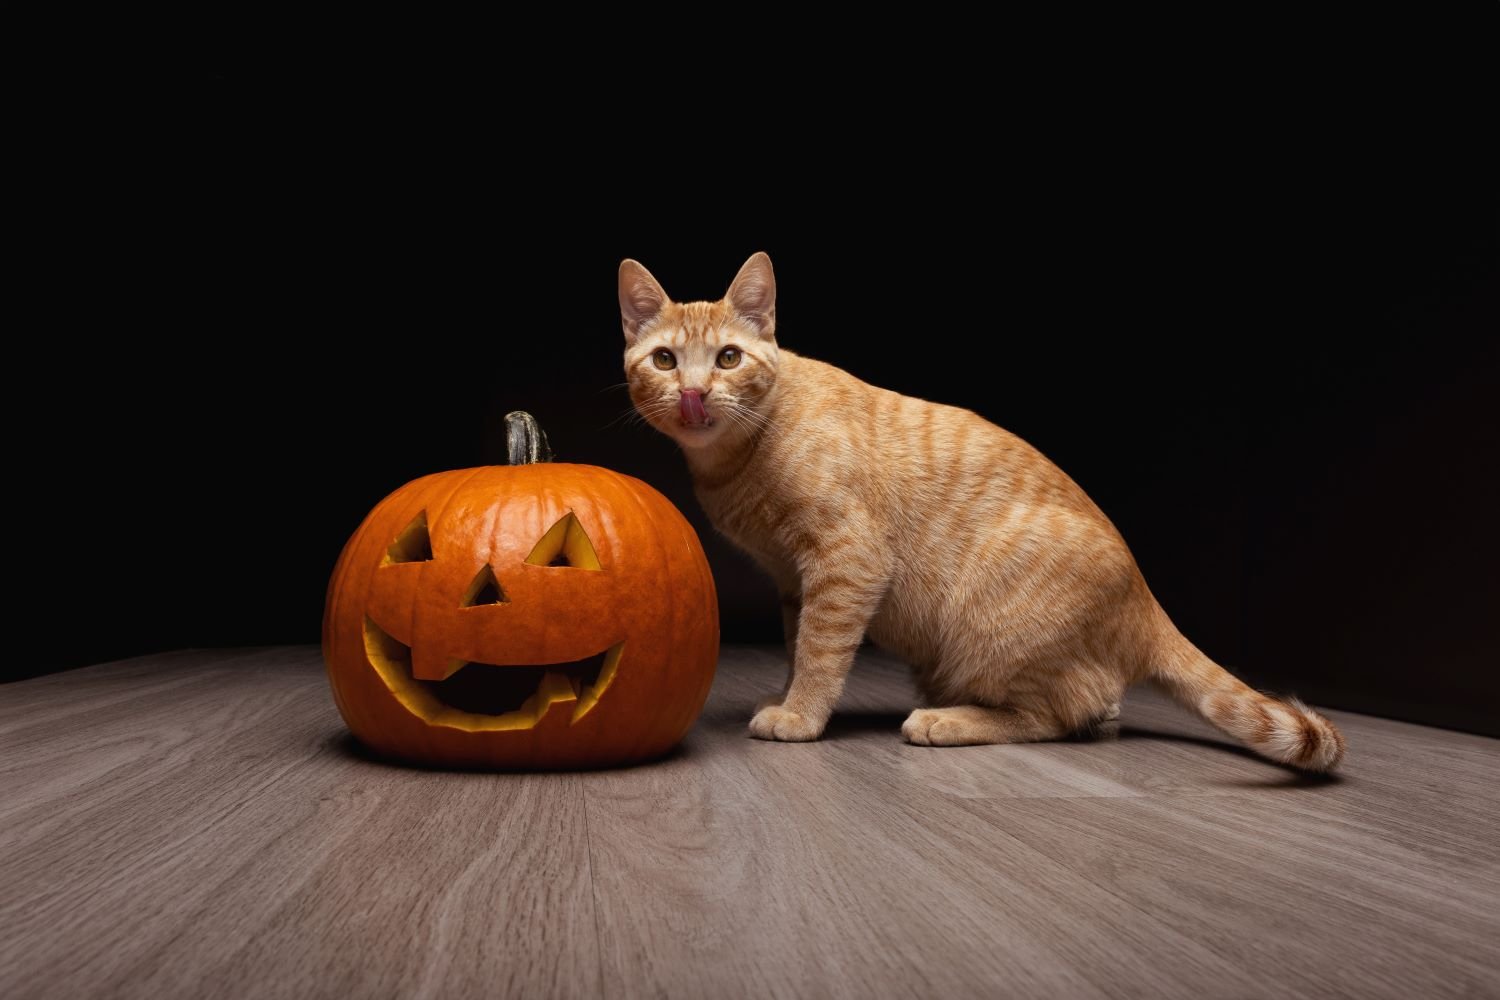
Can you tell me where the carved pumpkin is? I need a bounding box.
[322,413,719,769]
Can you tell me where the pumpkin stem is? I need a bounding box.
[504,411,554,465]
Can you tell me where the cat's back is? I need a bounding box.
[775,351,1099,522]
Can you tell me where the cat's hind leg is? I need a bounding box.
[904,647,1126,745]
[901,704,1069,746]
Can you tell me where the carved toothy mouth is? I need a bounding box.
[431,651,615,715]
[362,617,623,731]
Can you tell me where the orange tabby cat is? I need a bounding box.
[619,252,1345,770]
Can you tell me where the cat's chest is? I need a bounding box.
[694,478,795,565]
[697,484,772,540]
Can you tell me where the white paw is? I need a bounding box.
[749,705,824,742]
[902,709,939,745]
[901,707,987,746]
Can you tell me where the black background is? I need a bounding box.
[16,54,1498,734]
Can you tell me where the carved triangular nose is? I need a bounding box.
[461,564,507,607]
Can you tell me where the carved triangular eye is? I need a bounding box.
[461,564,508,607]
[383,511,433,565]
[525,512,602,570]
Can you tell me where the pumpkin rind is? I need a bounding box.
[323,464,719,769]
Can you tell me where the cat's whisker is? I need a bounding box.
[602,407,644,429]
[722,402,771,430]
[609,397,681,432]
[604,398,676,431]
[735,403,772,426]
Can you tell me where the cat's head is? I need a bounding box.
[619,252,780,450]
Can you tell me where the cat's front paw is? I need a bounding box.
[749,705,824,742]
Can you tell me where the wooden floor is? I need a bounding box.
[2,647,1497,999]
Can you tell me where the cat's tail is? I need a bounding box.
[1147,624,1346,772]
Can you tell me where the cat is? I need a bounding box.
[618,252,1346,771]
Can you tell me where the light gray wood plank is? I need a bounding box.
[977,793,1500,998]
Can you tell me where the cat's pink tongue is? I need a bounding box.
[680,390,709,426]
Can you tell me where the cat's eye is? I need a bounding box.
[717,347,742,370]
[652,349,677,371]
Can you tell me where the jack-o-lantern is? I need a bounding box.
[322,413,719,769]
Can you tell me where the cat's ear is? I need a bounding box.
[726,252,776,338]
[618,259,670,343]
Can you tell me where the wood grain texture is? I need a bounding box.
[2,646,1497,999]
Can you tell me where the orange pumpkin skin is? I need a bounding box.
[322,464,718,769]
